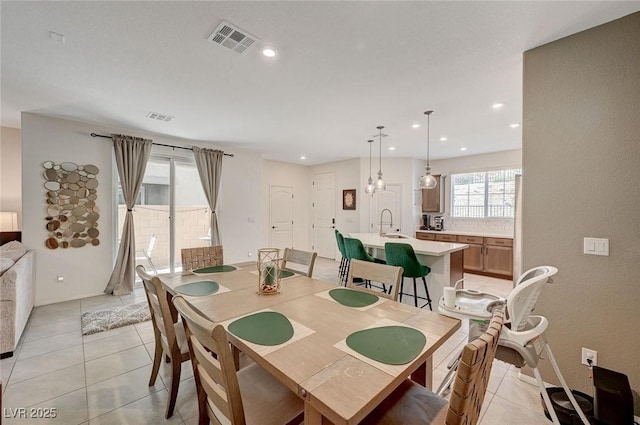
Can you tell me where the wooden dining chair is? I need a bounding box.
[360,310,504,425]
[346,259,403,301]
[281,247,318,277]
[181,246,224,271]
[135,265,190,419]
[171,296,304,425]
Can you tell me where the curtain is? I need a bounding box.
[193,147,224,246]
[104,134,152,295]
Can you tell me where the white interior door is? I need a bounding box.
[312,172,336,259]
[270,186,293,250]
[374,184,402,234]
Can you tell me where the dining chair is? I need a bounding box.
[360,310,504,425]
[335,230,349,284]
[384,242,433,310]
[344,237,387,291]
[135,265,190,419]
[346,259,403,301]
[181,245,223,271]
[281,247,318,277]
[171,296,304,425]
[135,234,158,273]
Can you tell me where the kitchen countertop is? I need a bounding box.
[348,232,468,256]
[415,229,513,239]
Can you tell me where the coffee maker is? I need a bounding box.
[420,214,432,230]
[434,216,445,231]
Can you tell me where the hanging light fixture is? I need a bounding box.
[375,125,387,191]
[419,110,438,189]
[365,139,375,194]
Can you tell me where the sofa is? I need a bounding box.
[0,240,36,358]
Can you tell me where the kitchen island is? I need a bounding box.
[348,233,468,308]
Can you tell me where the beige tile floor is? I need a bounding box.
[0,258,551,424]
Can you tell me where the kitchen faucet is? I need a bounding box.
[379,208,393,236]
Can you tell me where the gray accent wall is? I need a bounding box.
[523,12,640,395]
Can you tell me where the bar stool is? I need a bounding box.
[384,242,432,310]
[344,237,387,292]
[334,230,349,284]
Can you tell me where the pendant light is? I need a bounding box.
[375,125,387,191]
[419,110,438,189]
[365,139,375,194]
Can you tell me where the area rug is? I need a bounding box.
[81,302,151,335]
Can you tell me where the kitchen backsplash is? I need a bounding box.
[442,217,514,236]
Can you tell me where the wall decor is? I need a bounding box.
[43,161,100,249]
[343,189,356,210]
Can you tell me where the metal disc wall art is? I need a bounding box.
[43,162,100,249]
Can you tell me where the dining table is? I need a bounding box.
[158,264,461,425]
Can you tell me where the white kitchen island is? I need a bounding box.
[348,233,468,308]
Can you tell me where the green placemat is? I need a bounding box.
[192,265,237,274]
[329,288,379,307]
[174,280,220,296]
[228,311,294,346]
[346,326,426,365]
[279,270,295,279]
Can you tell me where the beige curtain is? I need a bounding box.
[193,147,224,246]
[104,134,152,295]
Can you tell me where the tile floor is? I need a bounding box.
[0,258,551,425]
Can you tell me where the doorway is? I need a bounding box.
[116,154,209,276]
[312,172,336,259]
[269,185,294,250]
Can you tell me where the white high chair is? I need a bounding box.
[437,266,590,425]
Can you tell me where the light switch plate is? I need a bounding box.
[583,237,609,256]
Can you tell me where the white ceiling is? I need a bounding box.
[2,1,639,165]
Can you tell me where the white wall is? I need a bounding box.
[261,160,311,250]
[428,149,522,235]
[22,113,262,305]
[312,158,361,237]
[1,126,22,228]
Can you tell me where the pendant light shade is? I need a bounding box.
[375,126,386,191]
[419,110,438,190]
[365,139,375,194]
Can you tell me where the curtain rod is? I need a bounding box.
[90,133,234,157]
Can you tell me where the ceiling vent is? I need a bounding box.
[207,21,258,55]
[147,112,174,122]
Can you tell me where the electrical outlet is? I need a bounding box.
[581,347,597,366]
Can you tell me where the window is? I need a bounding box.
[451,169,520,218]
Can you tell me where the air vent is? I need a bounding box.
[207,21,258,55]
[147,112,174,122]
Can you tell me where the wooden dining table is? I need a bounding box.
[158,265,461,425]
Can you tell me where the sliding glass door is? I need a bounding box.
[116,152,208,276]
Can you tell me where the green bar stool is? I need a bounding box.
[344,237,386,292]
[384,242,432,310]
[335,230,349,284]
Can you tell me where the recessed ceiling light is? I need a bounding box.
[440,137,448,141]
[460,147,467,151]
[261,46,277,58]
[510,123,520,128]
[300,156,306,160]
[412,124,421,128]
[388,147,395,151]
[492,103,504,109]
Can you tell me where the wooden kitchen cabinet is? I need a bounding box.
[415,232,435,241]
[457,235,484,273]
[483,238,513,277]
[421,175,444,213]
[414,232,513,279]
[435,234,457,242]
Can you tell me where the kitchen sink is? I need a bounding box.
[381,233,410,239]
